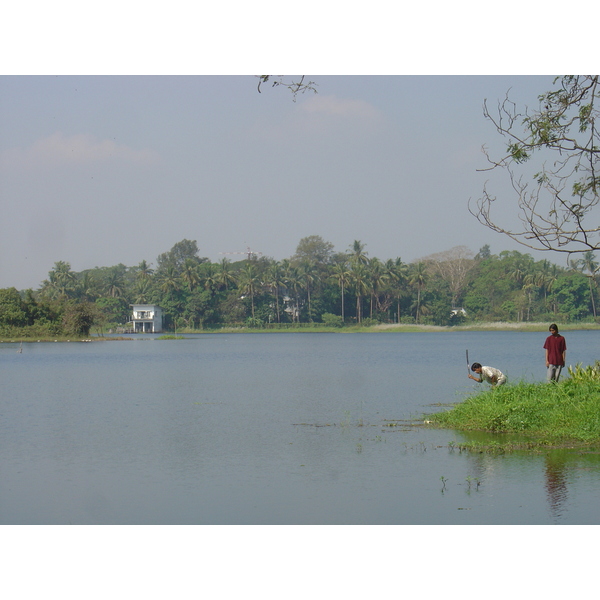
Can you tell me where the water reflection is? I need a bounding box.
[454,429,600,523]
[544,453,568,521]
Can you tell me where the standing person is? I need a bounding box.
[468,362,507,387]
[544,323,567,382]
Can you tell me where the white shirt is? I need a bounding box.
[481,366,505,384]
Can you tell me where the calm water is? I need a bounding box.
[1,330,599,524]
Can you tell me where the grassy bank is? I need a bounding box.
[167,321,600,334]
[428,362,600,451]
[0,335,131,343]
[4,321,599,341]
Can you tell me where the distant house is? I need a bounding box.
[130,304,163,333]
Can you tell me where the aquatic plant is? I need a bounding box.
[428,366,600,449]
[566,361,600,383]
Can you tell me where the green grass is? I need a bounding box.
[173,321,600,334]
[429,362,600,450]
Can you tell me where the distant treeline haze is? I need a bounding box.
[1,236,599,336]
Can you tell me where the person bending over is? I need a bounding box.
[469,362,507,387]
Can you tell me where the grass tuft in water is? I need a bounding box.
[429,362,600,449]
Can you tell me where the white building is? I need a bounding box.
[130,304,163,333]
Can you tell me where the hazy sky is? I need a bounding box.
[1,74,560,289]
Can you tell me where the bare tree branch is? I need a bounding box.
[256,75,317,100]
[470,75,600,255]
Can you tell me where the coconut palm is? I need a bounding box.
[238,263,260,319]
[350,262,370,323]
[181,258,201,292]
[522,272,539,321]
[408,262,428,324]
[330,260,351,322]
[156,265,181,295]
[136,260,154,281]
[297,262,316,321]
[578,251,598,317]
[366,257,389,319]
[216,258,236,291]
[283,263,302,322]
[348,240,369,266]
[133,278,153,304]
[103,266,126,298]
[76,271,100,302]
[41,261,77,299]
[265,262,285,323]
[386,258,408,322]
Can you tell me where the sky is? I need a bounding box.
[1,3,594,292]
[0,74,564,289]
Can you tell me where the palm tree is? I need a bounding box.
[297,262,316,321]
[508,255,534,320]
[136,260,154,281]
[76,271,100,302]
[265,262,285,323]
[216,258,236,291]
[133,278,152,304]
[330,261,351,322]
[42,261,77,299]
[284,264,303,322]
[181,258,201,292]
[350,262,369,323]
[156,265,181,295]
[238,263,260,318]
[533,260,552,305]
[546,263,562,315]
[387,258,408,323]
[408,263,428,324]
[522,272,539,321]
[367,257,389,318]
[203,264,219,297]
[578,251,598,317]
[104,266,125,298]
[348,240,369,266]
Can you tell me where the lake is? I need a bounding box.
[1,330,599,525]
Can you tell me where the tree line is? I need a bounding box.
[1,235,599,337]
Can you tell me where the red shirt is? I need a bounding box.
[544,334,566,366]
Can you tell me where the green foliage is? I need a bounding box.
[430,371,600,445]
[0,288,28,327]
[95,296,130,324]
[553,272,590,321]
[3,237,600,335]
[507,142,529,163]
[62,301,101,336]
[321,313,344,328]
[156,239,206,275]
[566,361,600,383]
[292,235,334,266]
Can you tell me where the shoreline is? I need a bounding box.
[2,322,599,343]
